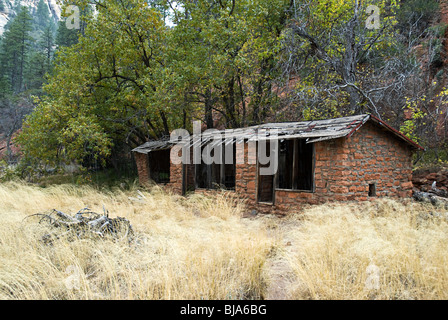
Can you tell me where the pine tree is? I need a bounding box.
[40,25,54,72]
[25,50,46,93]
[0,36,8,97]
[0,6,33,94]
[0,75,10,98]
[36,0,50,30]
[25,25,54,94]
[55,19,79,47]
[55,4,92,48]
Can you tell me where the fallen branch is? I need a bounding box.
[24,208,134,244]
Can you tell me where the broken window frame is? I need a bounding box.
[148,149,171,184]
[255,139,276,204]
[195,142,236,190]
[275,138,315,192]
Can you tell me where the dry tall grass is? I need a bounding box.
[1,181,448,300]
[284,199,448,300]
[0,181,273,299]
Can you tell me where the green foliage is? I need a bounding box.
[18,0,292,168]
[36,0,50,29]
[0,3,55,98]
[425,25,447,68]
[0,6,33,94]
[18,0,167,167]
[55,20,79,47]
[412,149,448,170]
[396,0,439,32]
[0,160,20,181]
[0,74,11,98]
[280,0,405,118]
[8,0,447,171]
[400,102,426,143]
[160,0,289,127]
[25,26,55,95]
[55,4,92,48]
[302,100,345,121]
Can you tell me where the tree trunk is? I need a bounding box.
[204,87,214,129]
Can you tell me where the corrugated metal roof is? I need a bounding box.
[132,114,423,153]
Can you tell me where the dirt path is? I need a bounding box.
[263,248,296,299]
[260,216,302,300]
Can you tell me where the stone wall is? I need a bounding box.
[140,120,415,214]
[235,121,414,214]
[135,150,183,194]
[235,141,257,205]
[134,152,149,186]
[165,161,183,194]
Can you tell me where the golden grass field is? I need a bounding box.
[0,181,447,299]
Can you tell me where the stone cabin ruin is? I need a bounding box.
[132,114,423,214]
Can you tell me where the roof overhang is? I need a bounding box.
[131,140,173,154]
